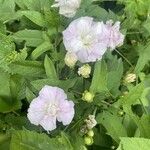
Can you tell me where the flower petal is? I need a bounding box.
[57,100,75,125]
[27,98,46,125]
[40,115,57,131]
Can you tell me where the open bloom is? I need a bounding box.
[27,85,75,131]
[101,20,125,50]
[51,0,81,18]
[63,17,107,63]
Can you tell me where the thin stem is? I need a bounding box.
[115,49,134,68]
[93,107,97,116]
[100,100,112,106]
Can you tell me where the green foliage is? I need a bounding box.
[0,0,150,149]
[90,52,123,97]
[10,130,73,150]
[96,111,127,143]
[117,137,150,150]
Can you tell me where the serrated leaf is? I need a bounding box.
[96,111,127,143]
[90,59,108,94]
[117,137,150,150]
[135,43,150,73]
[44,55,57,79]
[10,130,73,150]
[9,61,45,78]
[31,78,77,91]
[19,10,46,27]
[12,30,45,47]
[31,42,53,60]
[90,53,123,97]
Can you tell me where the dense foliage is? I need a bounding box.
[0,0,150,150]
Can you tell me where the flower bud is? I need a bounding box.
[124,73,136,83]
[84,136,93,146]
[64,52,77,68]
[87,129,94,137]
[78,64,91,78]
[82,91,94,103]
[85,115,97,129]
[117,110,124,116]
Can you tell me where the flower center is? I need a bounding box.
[81,35,93,47]
[47,103,59,116]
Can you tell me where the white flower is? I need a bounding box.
[78,64,91,78]
[27,85,75,131]
[101,20,125,50]
[64,52,77,67]
[51,0,81,18]
[63,17,107,63]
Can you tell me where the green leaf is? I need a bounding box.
[0,133,10,150]
[26,87,36,103]
[96,111,127,143]
[120,82,144,111]
[135,42,150,73]
[19,10,46,27]
[12,30,46,47]
[117,137,150,150]
[31,42,53,60]
[0,0,16,22]
[31,78,77,91]
[44,55,57,79]
[9,61,45,78]
[10,130,73,150]
[90,60,108,94]
[90,53,123,97]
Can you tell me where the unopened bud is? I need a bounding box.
[124,73,136,83]
[78,64,91,78]
[82,91,94,103]
[64,52,77,68]
[87,130,94,137]
[84,136,93,146]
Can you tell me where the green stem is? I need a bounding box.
[115,49,134,68]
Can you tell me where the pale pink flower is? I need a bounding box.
[27,85,75,131]
[63,17,107,63]
[101,20,125,50]
[51,0,81,18]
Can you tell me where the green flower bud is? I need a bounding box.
[64,52,77,68]
[124,73,136,83]
[87,130,94,137]
[117,110,124,116]
[82,91,94,103]
[78,64,91,78]
[84,136,93,146]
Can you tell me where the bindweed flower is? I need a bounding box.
[82,91,94,103]
[85,115,97,129]
[64,52,78,68]
[51,0,81,18]
[124,73,136,83]
[102,20,125,50]
[27,85,75,132]
[78,64,91,78]
[63,17,107,63]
